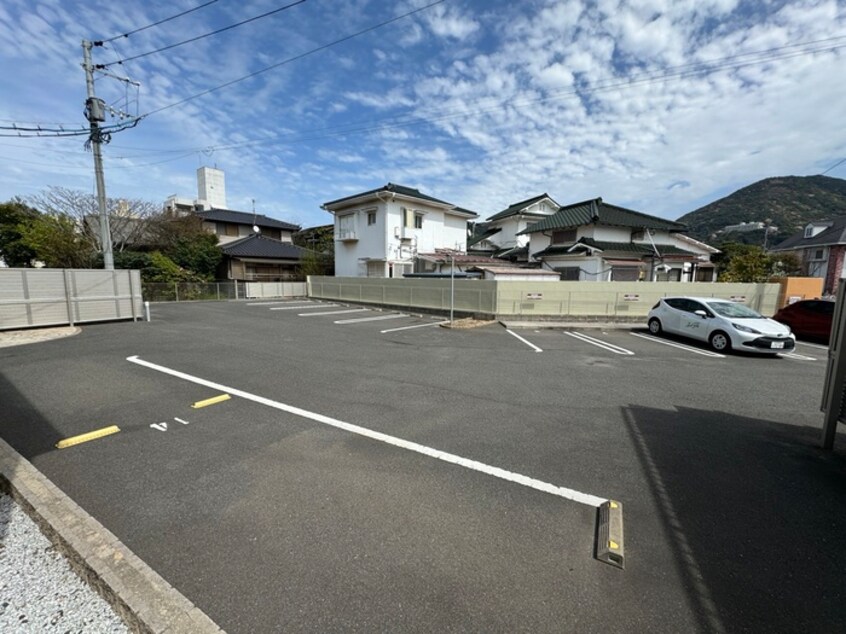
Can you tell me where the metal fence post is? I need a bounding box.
[174,282,179,302]
[217,283,220,301]
[128,271,138,322]
[63,269,75,326]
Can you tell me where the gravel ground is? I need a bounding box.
[0,492,128,633]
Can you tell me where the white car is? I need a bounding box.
[647,297,796,354]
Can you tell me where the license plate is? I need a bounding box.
[771,341,785,349]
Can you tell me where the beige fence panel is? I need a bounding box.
[308,276,497,314]
[308,277,783,319]
[245,282,307,299]
[0,268,142,330]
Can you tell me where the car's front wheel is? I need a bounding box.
[648,318,662,335]
[709,331,731,352]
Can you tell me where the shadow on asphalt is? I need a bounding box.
[0,371,61,460]
[0,370,65,547]
[623,404,846,632]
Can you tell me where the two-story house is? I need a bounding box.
[468,193,559,261]
[771,218,846,294]
[520,198,718,281]
[322,183,478,277]
[163,167,306,281]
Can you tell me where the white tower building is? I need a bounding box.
[197,166,227,209]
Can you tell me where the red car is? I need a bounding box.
[772,299,835,343]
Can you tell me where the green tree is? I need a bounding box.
[293,225,334,275]
[716,243,804,282]
[296,247,328,278]
[169,232,222,280]
[18,213,96,268]
[0,198,41,266]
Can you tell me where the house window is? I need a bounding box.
[804,226,814,238]
[367,211,376,226]
[813,249,825,260]
[414,213,424,229]
[557,267,580,281]
[338,214,355,239]
[552,229,577,243]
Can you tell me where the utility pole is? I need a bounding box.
[82,40,114,270]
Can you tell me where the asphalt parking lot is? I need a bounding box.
[2,299,845,633]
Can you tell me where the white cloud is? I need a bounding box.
[425,5,480,39]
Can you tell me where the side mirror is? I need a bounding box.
[694,310,708,318]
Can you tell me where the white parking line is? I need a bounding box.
[505,329,543,353]
[300,308,369,317]
[629,332,725,358]
[247,301,304,306]
[781,352,818,361]
[796,342,829,351]
[270,304,337,311]
[127,355,607,508]
[381,321,448,333]
[334,313,408,324]
[566,331,634,356]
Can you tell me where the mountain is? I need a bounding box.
[676,175,846,246]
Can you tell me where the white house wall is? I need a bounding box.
[333,198,470,277]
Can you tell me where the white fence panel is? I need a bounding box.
[245,282,307,299]
[0,268,142,330]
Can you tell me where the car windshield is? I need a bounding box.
[707,301,762,319]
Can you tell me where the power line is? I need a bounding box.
[99,0,309,68]
[131,35,846,154]
[0,119,140,138]
[140,0,447,117]
[100,0,222,44]
[820,158,846,176]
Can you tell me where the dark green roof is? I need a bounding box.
[487,193,557,222]
[519,198,686,234]
[533,238,696,259]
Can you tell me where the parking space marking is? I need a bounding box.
[191,394,231,409]
[334,313,408,324]
[505,329,543,352]
[629,332,725,358]
[796,342,829,351]
[381,321,448,333]
[56,425,120,449]
[127,355,608,508]
[300,308,369,317]
[781,352,817,361]
[247,301,303,306]
[566,332,634,356]
[270,303,337,311]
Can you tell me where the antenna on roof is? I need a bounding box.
[251,198,260,235]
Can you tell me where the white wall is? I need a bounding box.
[487,201,556,250]
[332,197,470,277]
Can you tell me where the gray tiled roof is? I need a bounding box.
[519,198,686,234]
[772,217,846,250]
[221,234,307,259]
[324,183,455,209]
[197,208,300,231]
[467,223,502,247]
[487,193,557,222]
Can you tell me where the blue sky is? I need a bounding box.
[0,0,844,229]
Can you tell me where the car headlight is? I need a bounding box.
[732,322,761,334]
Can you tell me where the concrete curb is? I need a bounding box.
[0,438,225,634]
[499,321,641,330]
